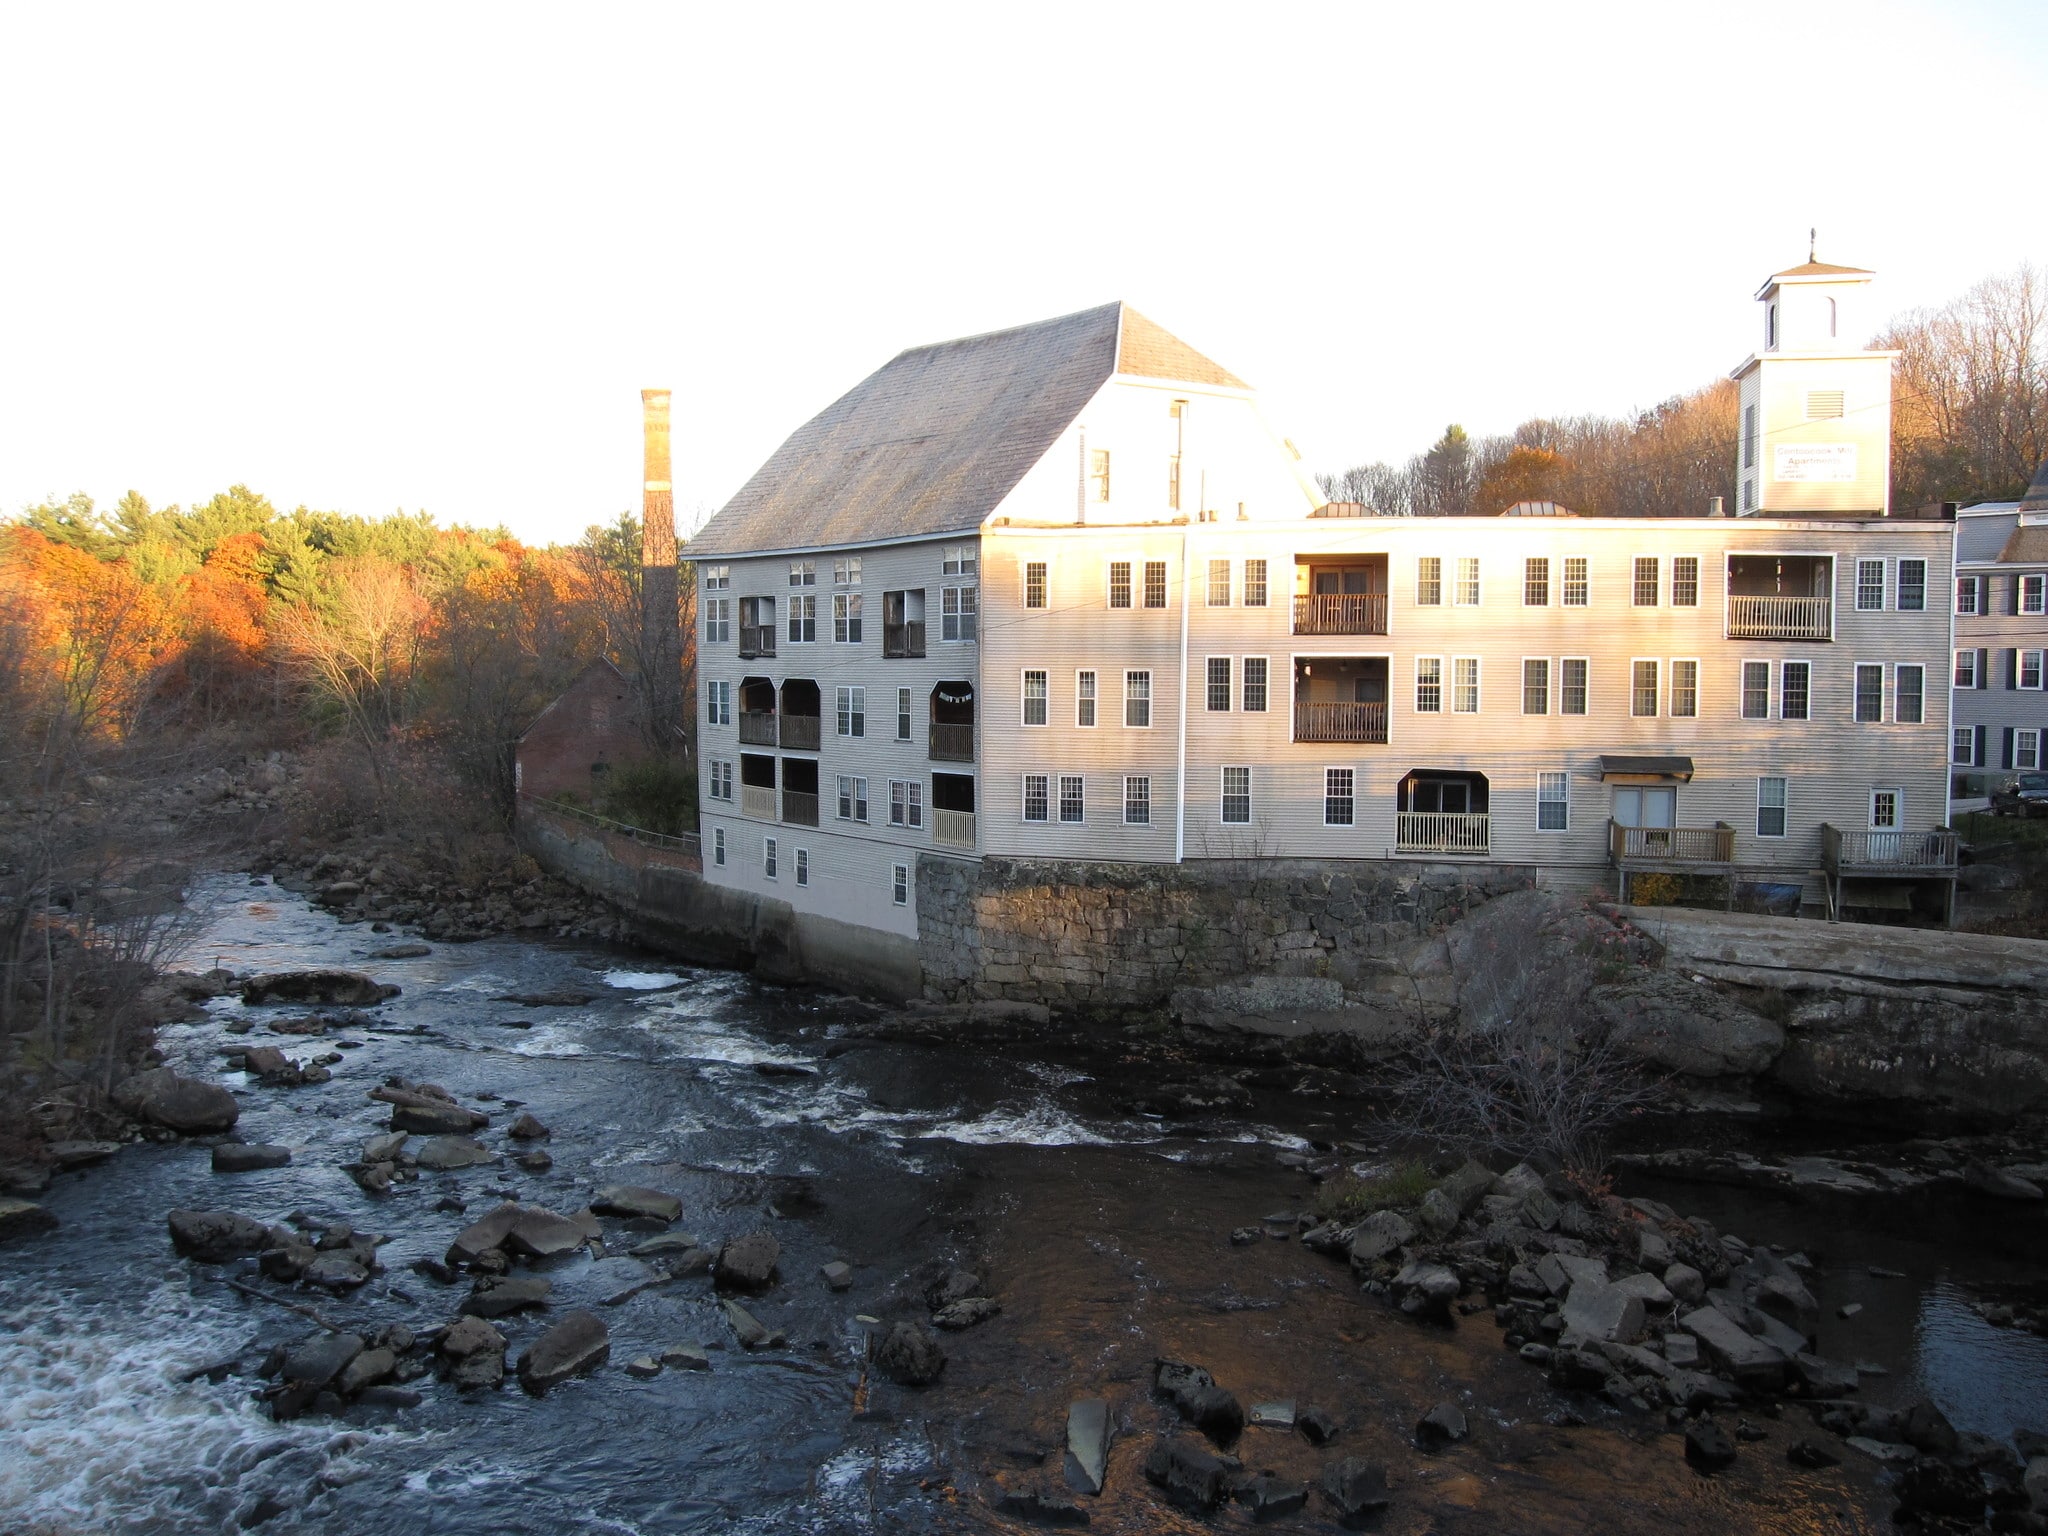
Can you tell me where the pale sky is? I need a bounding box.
[4,1,2045,546]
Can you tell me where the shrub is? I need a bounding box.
[597,756,697,836]
[1312,1159,1437,1224]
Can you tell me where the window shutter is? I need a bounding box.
[1978,649,1991,689]
[2014,577,2025,616]
[2004,727,2016,770]
[1975,724,1987,766]
[2008,648,2021,690]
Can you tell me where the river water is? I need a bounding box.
[2,877,2043,1535]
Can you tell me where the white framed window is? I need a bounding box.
[1632,556,1659,607]
[1954,727,1975,765]
[1537,770,1569,831]
[941,544,977,579]
[708,761,734,801]
[1631,659,1659,717]
[1522,658,1549,715]
[1024,560,1047,609]
[1022,774,1049,822]
[1125,670,1151,728]
[1221,766,1251,824]
[763,836,778,879]
[788,560,816,588]
[1324,767,1354,826]
[836,775,868,822]
[940,585,977,641]
[896,687,912,741]
[1075,670,1097,727]
[1560,658,1588,715]
[1854,663,1884,723]
[1896,664,1925,724]
[1455,557,1480,606]
[1022,669,1048,726]
[1415,656,1443,714]
[836,685,865,737]
[1416,556,1442,607]
[2024,650,2046,690]
[833,592,863,643]
[1207,559,1231,606]
[1671,556,1700,608]
[1523,557,1549,606]
[1242,657,1268,712]
[1781,661,1811,721]
[1870,788,1901,831]
[1243,559,1268,607]
[1740,660,1770,720]
[1955,648,1979,689]
[1562,557,1588,606]
[1956,575,1981,615]
[2026,574,2048,615]
[1143,560,1167,609]
[1896,559,1927,612]
[892,863,909,906]
[712,827,726,866]
[1107,560,1132,609]
[787,594,817,643]
[831,556,861,587]
[704,598,731,643]
[702,565,730,592]
[1856,559,1885,611]
[1671,659,1699,718]
[1123,776,1151,825]
[1206,657,1231,712]
[1089,450,1111,502]
[1756,776,1787,838]
[1452,656,1480,713]
[707,680,732,726]
[889,779,923,829]
[2020,729,2043,771]
[1058,775,1084,823]
[795,848,809,887]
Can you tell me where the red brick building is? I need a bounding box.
[515,658,649,803]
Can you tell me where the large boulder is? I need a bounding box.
[1348,1210,1414,1267]
[517,1310,609,1394]
[875,1321,945,1386]
[281,1332,364,1387]
[1320,1458,1392,1525]
[113,1068,240,1134]
[591,1185,681,1223]
[212,1143,291,1173]
[415,1137,495,1171]
[461,1277,552,1319]
[1560,1279,1646,1345]
[168,1209,277,1262]
[242,970,399,1006]
[1065,1399,1111,1496]
[1591,973,1785,1078]
[1142,1435,1229,1513]
[0,1199,60,1244]
[715,1231,781,1291]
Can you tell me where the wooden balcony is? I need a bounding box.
[738,711,778,747]
[883,621,926,659]
[1396,812,1489,855]
[738,624,777,658]
[932,808,976,849]
[781,714,821,751]
[739,784,776,820]
[1822,825,1958,873]
[1725,595,1831,641]
[1293,593,1389,635]
[781,790,819,827]
[1609,820,1735,868]
[1293,701,1388,744]
[928,722,975,762]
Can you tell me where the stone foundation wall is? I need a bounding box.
[917,856,1535,1007]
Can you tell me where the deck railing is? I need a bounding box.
[1293,593,1389,636]
[780,714,821,751]
[883,621,926,659]
[738,624,777,658]
[1725,595,1832,640]
[781,790,819,827]
[740,784,776,820]
[1608,821,1736,863]
[738,711,778,746]
[928,722,975,762]
[1292,701,1389,743]
[1395,811,1490,854]
[932,808,977,849]
[1823,825,1958,870]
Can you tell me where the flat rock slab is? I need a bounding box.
[461,1277,552,1318]
[47,1140,121,1170]
[1612,1271,1675,1307]
[660,1344,711,1370]
[591,1185,682,1223]
[517,1310,610,1393]
[212,1143,292,1173]
[1249,1400,1297,1428]
[283,1333,365,1388]
[113,1069,240,1134]
[1347,1210,1414,1267]
[0,1199,59,1244]
[168,1209,277,1262]
[720,1298,785,1350]
[415,1137,496,1171]
[504,1207,591,1260]
[932,1297,1001,1331]
[493,991,595,1007]
[1680,1306,1787,1389]
[1065,1398,1111,1494]
[390,1102,486,1136]
[1536,1252,1609,1297]
[243,970,399,1006]
[1561,1280,1646,1344]
[366,944,432,959]
[630,1232,703,1258]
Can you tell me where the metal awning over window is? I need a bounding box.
[1598,755,1695,783]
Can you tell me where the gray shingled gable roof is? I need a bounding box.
[687,302,1242,558]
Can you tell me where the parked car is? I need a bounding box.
[1990,772,2048,817]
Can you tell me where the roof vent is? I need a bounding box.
[1805,390,1845,420]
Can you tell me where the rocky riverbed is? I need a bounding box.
[2,875,2045,1534]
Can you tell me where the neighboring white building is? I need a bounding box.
[1951,459,2048,799]
[686,271,1959,961]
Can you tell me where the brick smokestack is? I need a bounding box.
[640,388,682,752]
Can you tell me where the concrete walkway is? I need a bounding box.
[1620,905,2048,994]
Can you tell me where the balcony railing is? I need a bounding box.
[1293,701,1388,744]
[738,711,778,747]
[740,784,776,820]
[883,621,926,659]
[781,714,821,751]
[1608,821,1736,864]
[739,624,777,658]
[932,808,976,849]
[1726,595,1832,640]
[929,722,975,762]
[1293,593,1389,635]
[1823,825,1958,871]
[781,790,819,827]
[1396,812,1490,855]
